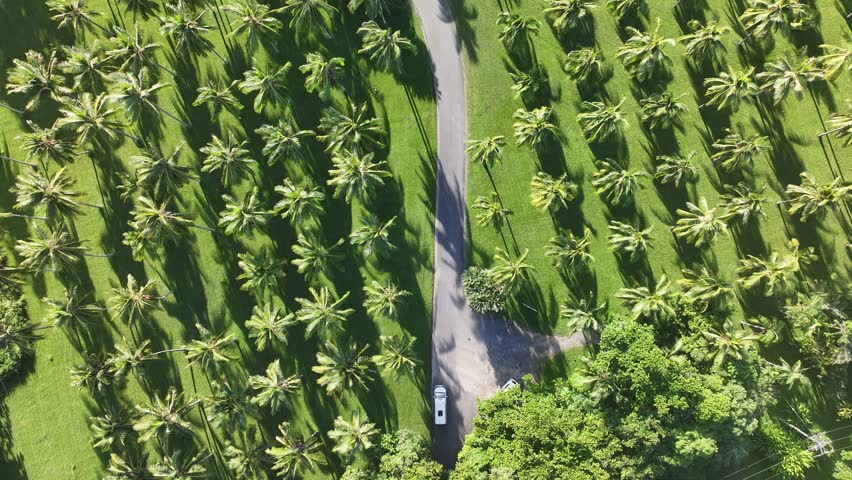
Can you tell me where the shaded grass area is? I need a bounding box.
[0,1,436,479]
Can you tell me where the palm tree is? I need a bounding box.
[151,449,211,479]
[107,25,176,76]
[133,387,198,442]
[818,43,851,81]
[720,182,766,225]
[15,226,103,272]
[205,380,255,430]
[184,323,236,371]
[12,167,90,223]
[43,286,102,332]
[47,0,110,36]
[56,92,139,146]
[327,151,391,203]
[606,0,646,21]
[654,152,698,187]
[545,230,593,270]
[312,340,373,394]
[296,287,354,339]
[591,158,648,206]
[679,20,730,63]
[703,320,760,365]
[466,136,506,170]
[756,53,823,105]
[491,247,534,293]
[509,65,548,101]
[513,107,558,148]
[348,0,391,21]
[128,196,209,246]
[5,50,69,111]
[237,250,286,295]
[193,79,243,115]
[131,143,198,198]
[616,275,674,321]
[266,422,322,478]
[738,0,814,45]
[607,221,653,262]
[90,404,136,452]
[200,134,257,185]
[785,173,851,222]
[496,12,540,54]
[291,234,344,282]
[672,198,728,247]
[820,103,852,146]
[256,120,315,165]
[736,249,801,295]
[578,99,627,143]
[530,172,578,211]
[107,338,160,380]
[218,187,270,236]
[161,1,222,60]
[560,297,606,335]
[224,439,269,478]
[59,44,110,93]
[702,68,758,111]
[328,412,378,457]
[107,67,186,127]
[238,61,291,113]
[711,129,771,172]
[300,52,345,99]
[106,451,150,480]
[357,21,416,73]
[17,121,76,168]
[768,358,810,390]
[281,0,338,38]
[473,193,512,230]
[544,0,593,34]
[363,281,411,319]
[318,102,386,154]
[639,92,688,130]
[249,360,301,412]
[350,215,397,258]
[246,303,295,352]
[273,179,325,226]
[224,0,285,54]
[372,334,420,377]
[71,352,116,391]
[616,20,674,82]
[563,48,604,85]
[678,266,732,307]
[109,274,168,325]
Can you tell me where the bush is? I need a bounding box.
[0,288,33,383]
[462,267,507,314]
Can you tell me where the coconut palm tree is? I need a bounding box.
[357,21,415,73]
[17,121,76,168]
[15,226,104,272]
[281,0,338,38]
[151,449,211,478]
[591,158,648,206]
[183,323,236,371]
[703,320,760,365]
[300,52,345,99]
[545,230,593,270]
[133,387,199,442]
[350,215,396,260]
[473,193,512,230]
[43,286,102,332]
[256,120,315,165]
[47,0,110,36]
[768,358,810,390]
[90,404,136,452]
[238,61,291,113]
[736,249,802,295]
[106,451,150,480]
[59,43,111,93]
[109,274,168,325]
[291,234,344,282]
[679,20,730,63]
[654,152,698,187]
[5,50,70,111]
[672,198,728,247]
[296,287,354,339]
[128,196,209,245]
[785,173,851,222]
[606,0,646,21]
[328,412,378,457]
[509,65,548,101]
[237,250,286,295]
[249,360,301,412]
[530,172,578,211]
[738,0,814,45]
[607,221,653,261]
[205,380,255,430]
[818,43,851,81]
[273,179,325,226]
[702,67,758,111]
[544,0,593,34]
[71,352,116,391]
[756,53,823,105]
[560,297,606,335]
[224,0,285,54]
[266,422,322,478]
[12,167,90,223]
[466,136,506,170]
[562,48,604,82]
[218,187,270,236]
[491,247,534,293]
[578,99,627,143]
[57,92,139,146]
[678,266,732,307]
[312,340,373,394]
[616,274,674,321]
[496,11,540,54]
[199,134,256,185]
[246,303,295,352]
[318,102,385,154]
[711,129,771,172]
[107,67,186,127]
[327,151,391,203]
[224,439,269,478]
[348,0,391,21]
[107,338,161,380]
[616,20,675,82]
[107,25,176,76]
[363,281,411,319]
[160,1,222,60]
[372,334,420,377]
[639,92,688,130]
[820,102,852,146]
[513,107,558,148]
[0,311,38,354]
[193,79,243,115]
[720,182,766,225]
[131,143,198,198]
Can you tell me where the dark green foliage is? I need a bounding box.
[462,266,507,314]
[345,429,444,479]
[0,287,33,383]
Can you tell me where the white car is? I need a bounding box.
[433,385,447,425]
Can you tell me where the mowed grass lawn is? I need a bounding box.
[453,0,851,335]
[0,0,436,478]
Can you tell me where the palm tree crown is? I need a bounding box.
[616,20,675,82]
[357,21,416,73]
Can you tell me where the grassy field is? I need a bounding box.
[0,0,436,478]
[452,0,851,336]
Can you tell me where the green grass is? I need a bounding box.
[537,345,589,383]
[453,0,851,336]
[0,1,436,478]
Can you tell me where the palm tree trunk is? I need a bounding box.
[87,19,114,37]
[158,107,189,127]
[78,201,104,210]
[0,153,37,168]
[0,102,25,115]
[190,224,216,233]
[1,212,46,221]
[152,60,178,78]
[208,47,229,65]
[818,126,846,138]
[737,28,756,46]
[82,252,115,258]
[108,127,143,145]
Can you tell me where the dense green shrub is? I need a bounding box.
[343,429,444,480]
[0,288,32,382]
[462,267,507,314]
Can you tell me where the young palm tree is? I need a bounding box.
[151,449,210,479]
[473,193,512,230]
[606,0,646,21]
[291,234,344,282]
[545,230,593,270]
[107,25,176,76]
[90,404,136,452]
[678,266,732,307]
[12,167,90,223]
[616,274,674,321]
[60,43,111,93]
[363,281,411,319]
[183,323,236,371]
[246,303,295,352]
[193,79,243,115]
[578,99,627,143]
[328,412,378,457]
[348,0,391,21]
[327,151,391,203]
[15,226,101,272]
[5,50,70,111]
[756,53,823,105]
[109,274,168,325]
[785,173,851,222]
[200,134,257,185]
[513,107,558,148]
[616,20,675,82]
[560,297,606,335]
[256,120,315,165]
[218,187,270,236]
[711,129,771,172]
[249,360,301,412]
[607,221,653,262]
[491,247,534,293]
[131,143,198,198]
[296,287,354,339]
[738,0,814,45]
[702,67,758,111]
[17,121,76,168]
[350,215,397,258]
[720,182,766,225]
[133,387,199,442]
[679,20,730,63]
[224,0,285,54]
[300,52,345,99]
[672,198,728,247]
[530,172,578,212]
[496,12,540,54]
[357,21,415,73]
[273,179,325,226]
[107,67,186,127]
[43,286,102,332]
[312,340,373,394]
[266,422,322,478]
[238,61,291,113]
[639,92,688,130]
[466,136,506,170]
[281,0,338,38]
[820,103,852,146]
[371,334,420,377]
[818,43,851,81]
[703,320,760,365]
[317,102,385,154]
[654,152,698,187]
[562,48,604,83]
[591,158,648,206]
[47,0,110,36]
[237,250,286,295]
[160,1,221,60]
[544,0,594,34]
